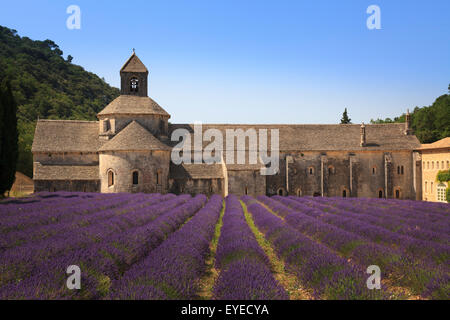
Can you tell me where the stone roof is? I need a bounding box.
[419,137,450,151]
[99,121,171,152]
[97,95,170,117]
[170,162,224,180]
[120,53,148,73]
[34,163,99,180]
[169,123,421,151]
[32,120,102,153]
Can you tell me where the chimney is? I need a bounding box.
[405,109,412,135]
[360,122,366,147]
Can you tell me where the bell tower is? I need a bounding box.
[120,50,148,97]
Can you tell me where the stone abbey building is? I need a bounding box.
[32,53,423,199]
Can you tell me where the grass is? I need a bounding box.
[196,200,225,299]
[240,200,313,300]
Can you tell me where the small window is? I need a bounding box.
[401,166,404,175]
[437,162,439,169]
[427,162,430,170]
[132,171,139,185]
[108,170,114,187]
[278,188,285,196]
[442,161,444,169]
[431,182,433,194]
[328,166,335,175]
[447,160,449,169]
[308,167,314,175]
[425,181,428,193]
[245,187,248,195]
[296,188,302,197]
[156,170,162,185]
[397,166,400,174]
[432,162,434,169]
[342,189,347,198]
[130,77,139,92]
[372,166,377,175]
[395,189,400,199]
[378,190,383,198]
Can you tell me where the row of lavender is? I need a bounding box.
[243,196,385,299]
[261,196,448,299]
[0,193,207,299]
[110,195,224,299]
[213,195,288,299]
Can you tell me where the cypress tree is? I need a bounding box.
[0,80,18,196]
[340,108,352,124]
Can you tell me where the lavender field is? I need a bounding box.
[0,192,448,300]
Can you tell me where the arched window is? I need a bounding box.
[427,162,429,169]
[437,162,439,169]
[425,181,428,193]
[401,166,404,175]
[394,187,402,199]
[308,167,314,175]
[108,170,114,187]
[397,166,400,174]
[432,162,434,169]
[342,189,347,198]
[130,77,139,93]
[378,189,383,198]
[437,183,447,202]
[245,187,248,195]
[278,188,285,196]
[372,166,377,175]
[132,171,139,185]
[431,182,433,194]
[296,188,302,197]
[328,165,335,175]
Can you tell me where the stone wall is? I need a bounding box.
[227,170,266,197]
[264,150,417,200]
[99,150,170,193]
[34,180,99,192]
[169,178,225,197]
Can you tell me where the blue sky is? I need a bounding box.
[1,0,449,124]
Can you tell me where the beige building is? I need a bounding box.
[31,53,424,199]
[418,137,450,202]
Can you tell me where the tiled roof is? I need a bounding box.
[31,120,102,153]
[169,123,421,151]
[170,162,224,179]
[34,163,99,180]
[97,95,170,117]
[120,53,148,73]
[419,137,450,150]
[99,121,171,152]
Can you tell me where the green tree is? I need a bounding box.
[0,25,120,177]
[340,108,352,124]
[0,80,19,196]
[437,170,450,203]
